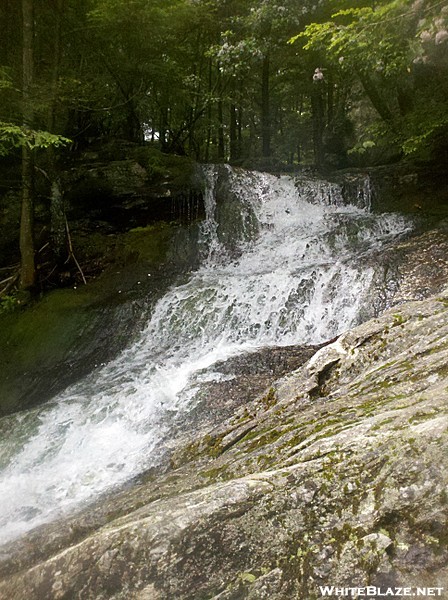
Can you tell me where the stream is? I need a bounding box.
[0,165,413,545]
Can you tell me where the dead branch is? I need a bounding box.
[37,242,50,254]
[0,272,19,296]
[0,263,20,272]
[65,217,87,285]
[0,275,14,287]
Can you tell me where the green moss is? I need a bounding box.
[115,222,175,266]
[282,430,307,451]
[371,416,396,431]
[238,572,257,583]
[369,359,398,373]
[232,407,256,425]
[199,465,232,482]
[0,289,92,366]
[0,288,100,413]
[203,433,225,458]
[409,410,437,424]
[130,147,195,187]
[392,313,406,326]
[261,387,277,409]
[240,427,265,443]
[244,428,283,452]
[170,440,201,468]
[427,338,448,355]
[326,523,361,558]
[309,417,345,436]
[71,230,116,267]
[171,430,229,465]
[256,453,276,468]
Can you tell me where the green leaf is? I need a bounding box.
[0,122,70,155]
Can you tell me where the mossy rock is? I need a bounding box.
[0,224,177,416]
[140,147,195,188]
[0,288,96,415]
[114,222,175,266]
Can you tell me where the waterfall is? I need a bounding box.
[0,166,412,545]
[198,164,221,260]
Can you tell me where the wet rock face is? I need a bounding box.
[363,226,448,317]
[385,228,448,305]
[169,345,324,440]
[1,290,448,599]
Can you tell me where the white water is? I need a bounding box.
[0,166,412,544]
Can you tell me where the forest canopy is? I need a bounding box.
[1,0,447,167]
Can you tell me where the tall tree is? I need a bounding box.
[20,0,35,289]
[45,0,66,264]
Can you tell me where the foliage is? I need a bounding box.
[0,122,70,156]
[291,0,448,158]
[0,293,20,315]
[347,140,376,156]
[1,0,447,170]
[293,1,412,75]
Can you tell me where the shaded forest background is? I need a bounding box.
[0,0,447,295]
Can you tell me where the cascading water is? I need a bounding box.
[0,166,413,545]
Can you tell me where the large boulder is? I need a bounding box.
[1,288,448,599]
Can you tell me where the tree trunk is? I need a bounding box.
[311,80,325,168]
[217,69,225,161]
[159,106,169,152]
[358,71,395,125]
[20,0,35,289]
[205,59,213,162]
[48,0,66,265]
[217,98,225,161]
[229,103,238,162]
[396,76,414,116]
[50,179,66,265]
[261,55,271,158]
[125,99,142,142]
[237,104,243,159]
[0,0,20,66]
[327,71,334,127]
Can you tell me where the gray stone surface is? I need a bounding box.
[1,287,448,599]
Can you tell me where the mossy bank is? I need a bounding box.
[0,219,200,416]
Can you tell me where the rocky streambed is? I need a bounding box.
[1,286,448,599]
[1,162,448,599]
